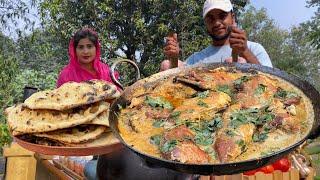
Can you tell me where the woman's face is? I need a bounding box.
[76,38,96,65]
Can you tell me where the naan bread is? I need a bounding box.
[33,125,108,143]
[87,79,121,99]
[18,131,119,147]
[65,132,120,147]
[23,80,118,110]
[86,110,109,126]
[6,101,109,135]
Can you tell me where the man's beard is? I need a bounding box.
[208,26,232,41]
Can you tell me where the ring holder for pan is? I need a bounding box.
[110,59,141,91]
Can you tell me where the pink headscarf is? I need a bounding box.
[56,29,118,88]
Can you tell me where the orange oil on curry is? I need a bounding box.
[118,113,164,157]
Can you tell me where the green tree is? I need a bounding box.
[37,0,247,77]
[306,0,320,49]
[0,32,18,152]
[38,0,203,76]
[240,6,307,75]
[16,29,68,72]
[0,54,18,152]
[0,0,37,36]
[241,5,319,90]
[0,32,16,56]
[0,31,59,152]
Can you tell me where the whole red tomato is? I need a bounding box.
[243,169,258,176]
[258,165,275,174]
[272,158,291,172]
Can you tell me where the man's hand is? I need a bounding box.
[160,60,185,71]
[229,26,248,55]
[164,33,180,59]
[229,26,260,64]
[225,56,247,63]
[161,33,184,71]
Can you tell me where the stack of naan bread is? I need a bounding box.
[5,79,120,147]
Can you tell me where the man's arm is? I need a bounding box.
[251,43,272,67]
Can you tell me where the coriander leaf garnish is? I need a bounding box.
[195,90,210,99]
[217,85,233,97]
[145,96,173,110]
[197,100,209,108]
[150,135,162,146]
[254,84,267,95]
[152,120,165,128]
[160,140,178,153]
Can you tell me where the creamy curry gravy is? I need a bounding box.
[117,68,314,164]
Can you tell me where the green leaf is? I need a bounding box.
[236,139,247,151]
[305,145,320,155]
[197,100,209,108]
[204,146,217,160]
[160,140,178,153]
[170,111,181,119]
[150,135,162,146]
[254,84,267,95]
[314,176,320,180]
[145,96,173,110]
[194,131,213,146]
[226,129,236,137]
[152,120,165,128]
[217,85,233,97]
[0,124,12,149]
[274,88,299,99]
[253,132,268,142]
[207,116,223,130]
[234,76,250,89]
[195,90,210,98]
[229,107,274,128]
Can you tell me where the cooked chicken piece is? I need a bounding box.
[281,116,300,133]
[145,107,171,120]
[121,104,173,133]
[174,91,231,122]
[221,104,242,127]
[237,75,278,108]
[284,97,301,106]
[214,135,241,163]
[129,96,145,108]
[246,75,278,93]
[214,123,255,163]
[163,125,195,141]
[174,70,242,91]
[168,141,210,164]
[210,70,242,86]
[214,104,257,162]
[152,79,197,107]
[159,125,209,163]
[236,124,256,143]
[269,114,286,129]
[269,99,287,114]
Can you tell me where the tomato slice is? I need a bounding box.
[272,158,291,172]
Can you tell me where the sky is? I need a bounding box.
[3,0,318,39]
[250,0,317,29]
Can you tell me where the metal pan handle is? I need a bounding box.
[110,59,141,90]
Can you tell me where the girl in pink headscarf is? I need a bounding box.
[57,28,118,88]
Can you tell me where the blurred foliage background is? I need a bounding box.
[0,0,319,155]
